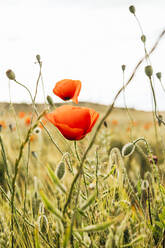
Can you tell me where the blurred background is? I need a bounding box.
[0,0,165,110]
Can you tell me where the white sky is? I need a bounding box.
[0,0,165,110]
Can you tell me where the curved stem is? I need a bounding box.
[34,62,42,102]
[63,30,165,214]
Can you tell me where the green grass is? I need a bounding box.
[0,103,165,247]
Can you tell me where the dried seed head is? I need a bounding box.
[141,35,146,43]
[6,69,16,80]
[122,143,135,157]
[129,5,136,14]
[145,65,153,78]
[121,65,126,71]
[47,95,54,107]
[141,179,149,190]
[38,215,49,234]
[156,72,161,80]
[56,161,65,180]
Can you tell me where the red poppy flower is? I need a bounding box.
[0,121,6,128]
[53,79,81,104]
[25,117,31,126]
[18,111,26,119]
[46,105,99,140]
[111,119,118,126]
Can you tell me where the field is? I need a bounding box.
[1,4,165,247]
[0,101,165,248]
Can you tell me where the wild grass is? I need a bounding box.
[0,5,165,248]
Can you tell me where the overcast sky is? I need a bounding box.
[0,0,165,110]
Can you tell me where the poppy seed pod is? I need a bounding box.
[46,105,99,140]
[129,5,135,14]
[145,65,153,78]
[6,69,16,80]
[122,143,135,157]
[53,79,81,104]
[156,72,161,80]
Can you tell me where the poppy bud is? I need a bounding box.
[56,161,65,180]
[36,54,41,63]
[6,69,16,80]
[145,65,153,78]
[122,143,135,157]
[121,65,126,71]
[156,72,161,80]
[47,95,54,107]
[141,35,146,43]
[141,180,149,190]
[129,5,136,14]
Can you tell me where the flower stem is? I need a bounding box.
[62,30,165,214]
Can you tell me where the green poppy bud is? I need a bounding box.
[36,54,41,63]
[141,35,146,43]
[145,65,153,78]
[56,161,65,180]
[121,65,126,71]
[122,143,135,157]
[156,72,161,80]
[6,69,16,80]
[129,5,135,14]
[47,95,54,107]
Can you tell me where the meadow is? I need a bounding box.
[1,4,165,248]
[0,100,165,248]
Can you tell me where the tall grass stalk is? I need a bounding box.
[63,30,165,214]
